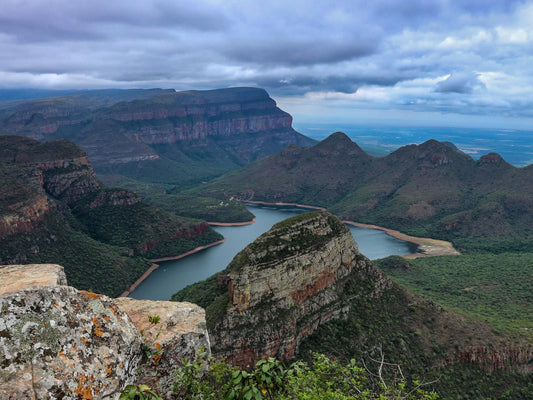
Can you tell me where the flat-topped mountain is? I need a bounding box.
[196,132,533,250]
[0,136,222,296]
[0,87,315,187]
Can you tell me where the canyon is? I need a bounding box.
[0,136,222,296]
[0,88,315,186]
[1,210,531,399]
[175,211,533,379]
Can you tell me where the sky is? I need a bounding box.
[1,0,532,129]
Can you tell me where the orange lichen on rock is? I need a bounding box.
[74,375,98,399]
[80,290,102,300]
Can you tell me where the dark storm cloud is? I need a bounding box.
[256,73,409,96]
[0,0,226,43]
[226,39,376,66]
[0,0,531,122]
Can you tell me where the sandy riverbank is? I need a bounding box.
[118,239,227,297]
[343,221,460,258]
[244,200,459,258]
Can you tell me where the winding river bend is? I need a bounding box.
[129,205,416,300]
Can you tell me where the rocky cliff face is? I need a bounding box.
[104,88,294,145]
[0,88,315,178]
[0,137,100,239]
[0,135,224,296]
[208,211,391,367]
[0,264,209,399]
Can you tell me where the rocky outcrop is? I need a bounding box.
[89,190,141,208]
[115,298,210,393]
[0,88,315,175]
[0,286,142,399]
[0,194,52,239]
[0,264,67,296]
[0,264,210,399]
[0,137,100,238]
[208,211,391,367]
[38,156,100,205]
[456,345,533,373]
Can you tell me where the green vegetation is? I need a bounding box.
[0,211,152,297]
[120,384,162,400]
[73,200,223,260]
[298,270,533,399]
[169,350,438,399]
[145,194,254,223]
[377,254,533,340]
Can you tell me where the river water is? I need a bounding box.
[130,205,416,300]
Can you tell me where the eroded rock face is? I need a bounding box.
[0,88,314,169]
[0,286,142,399]
[209,212,391,367]
[38,156,100,205]
[0,137,101,240]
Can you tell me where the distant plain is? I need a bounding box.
[296,123,533,167]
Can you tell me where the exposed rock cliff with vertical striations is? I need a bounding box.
[0,87,315,186]
[205,211,391,367]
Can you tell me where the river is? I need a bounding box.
[129,205,416,300]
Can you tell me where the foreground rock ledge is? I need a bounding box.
[0,263,67,296]
[0,264,209,399]
[0,286,142,399]
[114,298,210,370]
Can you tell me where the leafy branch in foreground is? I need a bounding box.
[119,384,162,400]
[170,350,438,400]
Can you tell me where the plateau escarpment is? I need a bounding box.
[0,87,315,188]
[0,136,222,296]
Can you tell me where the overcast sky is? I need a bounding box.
[1,0,532,128]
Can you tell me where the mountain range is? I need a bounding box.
[0,87,315,189]
[195,131,533,251]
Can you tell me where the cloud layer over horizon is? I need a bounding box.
[1,0,532,127]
